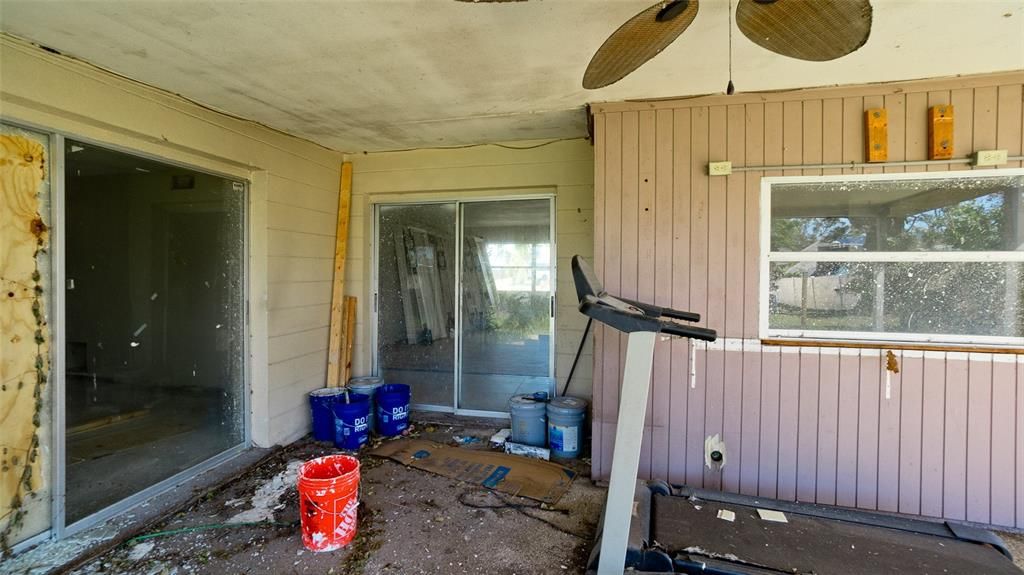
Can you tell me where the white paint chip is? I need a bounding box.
[717,509,736,522]
[756,509,788,523]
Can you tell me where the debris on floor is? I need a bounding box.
[62,413,603,575]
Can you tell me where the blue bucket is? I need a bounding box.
[309,388,347,441]
[376,384,411,437]
[333,392,371,450]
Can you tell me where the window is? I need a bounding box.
[761,170,1024,346]
[486,242,551,292]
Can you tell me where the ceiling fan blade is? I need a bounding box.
[736,0,872,62]
[583,0,699,90]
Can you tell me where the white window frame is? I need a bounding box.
[759,168,1024,347]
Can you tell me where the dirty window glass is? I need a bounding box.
[770,175,1024,252]
[765,172,1024,344]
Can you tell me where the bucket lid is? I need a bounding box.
[509,394,547,411]
[547,396,588,414]
[309,387,347,398]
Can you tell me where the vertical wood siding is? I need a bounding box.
[591,73,1024,529]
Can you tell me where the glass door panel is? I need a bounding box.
[64,140,245,523]
[459,199,553,412]
[376,204,456,408]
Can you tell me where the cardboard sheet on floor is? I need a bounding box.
[370,439,576,504]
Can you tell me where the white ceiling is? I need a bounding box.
[2,1,1022,153]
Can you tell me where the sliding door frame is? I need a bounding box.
[3,117,253,545]
[370,192,557,419]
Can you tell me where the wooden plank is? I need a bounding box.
[997,84,1024,168]
[0,132,50,540]
[904,92,928,165]
[928,105,955,160]
[1018,359,1024,528]
[920,354,947,518]
[761,338,1024,356]
[821,98,843,176]
[883,93,906,174]
[862,96,885,174]
[990,358,1016,527]
[725,104,746,339]
[898,352,924,516]
[601,112,623,478]
[686,107,710,487]
[637,109,656,478]
[973,86,999,159]
[652,108,675,481]
[950,88,974,169]
[816,351,840,505]
[592,112,606,474]
[758,347,782,498]
[926,91,952,171]
[842,96,864,174]
[620,110,640,479]
[742,103,765,338]
[343,296,357,385]
[943,354,970,520]
[796,348,820,503]
[326,161,353,388]
[835,349,861,508]
[865,108,888,163]
[782,101,802,176]
[669,109,692,484]
[877,351,902,513]
[857,352,881,510]
[802,99,823,176]
[966,354,993,524]
[704,347,726,490]
[777,350,800,501]
[739,344,762,496]
[703,106,728,491]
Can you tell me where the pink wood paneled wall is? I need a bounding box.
[590,72,1024,529]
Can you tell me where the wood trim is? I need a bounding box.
[326,161,353,387]
[760,338,1024,356]
[589,71,1024,114]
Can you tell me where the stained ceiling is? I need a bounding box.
[1,1,1022,153]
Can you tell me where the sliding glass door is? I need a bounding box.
[64,140,246,524]
[374,197,554,415]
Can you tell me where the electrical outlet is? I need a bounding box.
[974,149,1008,166]
[708,161,732,176]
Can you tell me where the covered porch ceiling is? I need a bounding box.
[1,0,1022,153]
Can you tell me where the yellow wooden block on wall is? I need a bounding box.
[864,108,888,162]
[928,105,954,160]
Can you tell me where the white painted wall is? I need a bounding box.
[347,140,596,401]
[0,36,344,452]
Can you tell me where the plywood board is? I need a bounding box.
[0,132,51,546]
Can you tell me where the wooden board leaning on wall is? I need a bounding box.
[0,133,51,548]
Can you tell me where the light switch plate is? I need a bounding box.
[974,149,1008,166]
[708,161,732,176]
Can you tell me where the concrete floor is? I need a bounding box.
[65,415,603,575]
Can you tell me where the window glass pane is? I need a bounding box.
[486,243,533,266]
[768,260,1024,339]
[492,267,536,292]
[64,140,246,523]
[770,175,1024,252]
[535,243,551,266]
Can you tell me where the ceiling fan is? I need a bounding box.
[583,0,873,90]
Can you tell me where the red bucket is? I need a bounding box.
[297,454,361,552]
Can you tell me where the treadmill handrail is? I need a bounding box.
[579,295,717,341]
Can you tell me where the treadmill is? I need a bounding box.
[570,255,1020,575]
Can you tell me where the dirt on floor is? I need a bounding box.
[69,415,604,575]
[1003,531,1024,571]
